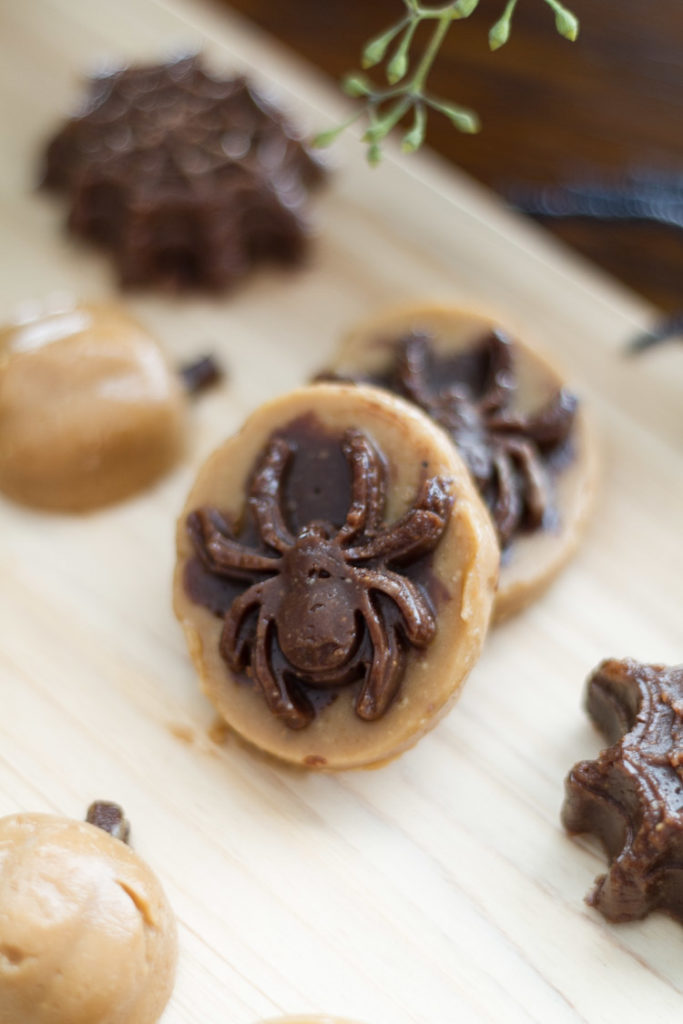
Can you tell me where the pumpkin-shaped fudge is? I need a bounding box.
[323,304,598,621]
[0,813,177,1024]
[174,383,498,769]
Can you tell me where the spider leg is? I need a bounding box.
[394,333,438,410]
[527,389,578,446]
[248,437,296,553]
[221,584,312,729]
[486,389,577,447]
[188,508,281,578]
[220,581,268,669]
[478,330,516,414]
[338,428,387,542]
[355,593,404,721]
[353,567,436,647]
[501,437,550,530]
[490,447,522,546]
[251,610,313,730]
[346,476,454,563]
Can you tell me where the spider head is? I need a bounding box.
[277,526,359,680]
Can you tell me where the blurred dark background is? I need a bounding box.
[227,0,683,312]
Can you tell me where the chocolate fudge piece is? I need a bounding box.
[85,801,131,844]
[43,55,326,290]
[562,657,683,923]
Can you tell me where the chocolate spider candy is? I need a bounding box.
[174,384,498,769]
[320,304,598,621]
[562,658,683,923]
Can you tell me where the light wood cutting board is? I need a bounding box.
[2,1,683,1022]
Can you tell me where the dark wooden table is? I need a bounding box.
[227,0,683,313]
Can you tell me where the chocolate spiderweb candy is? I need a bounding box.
[562,658,683,923]
[174,384,498,770]
[42,55,326,291]
[321,304,598,622]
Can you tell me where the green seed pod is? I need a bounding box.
[367,142,383,166]
[554,6,579,41]
[401,105,426,153]
[342,74,372,98]
[387,50,409,85]
[452,0,480,18]
[362,22,406,68]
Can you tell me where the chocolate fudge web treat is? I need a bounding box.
[174,384,498,770]
[42,55,326,290]
[321,304,598,621]
[562,658,683,923]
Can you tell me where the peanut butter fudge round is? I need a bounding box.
[322,304,598,621]
[174,384,498,769]
[0,810,177,1024]
[0,301,186,511]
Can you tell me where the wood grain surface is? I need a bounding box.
[1,1,683,1023]
[227,0,683,314]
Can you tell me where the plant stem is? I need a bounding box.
[314,0,579,161]
[414,1,477,17]
[503,0,520,22]
[412,15,452,91]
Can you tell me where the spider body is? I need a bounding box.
[275,527,362,677]
[188,428,454,730]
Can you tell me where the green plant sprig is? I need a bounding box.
[314,0,579,164]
